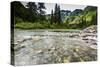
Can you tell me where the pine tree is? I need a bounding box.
[26,2,38,22]
[38,3,46,22]
[54,4,61,24]
[50,10,54,24]
[13,1,29,23]
[58,5,61,24]
[54,4,58,23]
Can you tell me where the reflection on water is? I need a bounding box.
[13,29,97,66]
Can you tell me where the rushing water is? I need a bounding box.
[13,29,97,66]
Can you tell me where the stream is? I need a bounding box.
[13,29,97,66]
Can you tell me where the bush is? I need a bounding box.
[14,17,23,24]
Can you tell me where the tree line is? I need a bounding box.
[12,1,97,29]
[13,1,46,23]
[51,4,62,24]
[13,1,62,24]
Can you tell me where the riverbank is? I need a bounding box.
[15,22,85,29]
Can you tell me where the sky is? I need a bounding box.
[21,1,87,14]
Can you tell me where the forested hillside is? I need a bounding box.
[12,1,97,29]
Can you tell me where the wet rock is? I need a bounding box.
[32,36,41,41]
[36,50,43,54]
[14,46,25,51]
[83,25,97,33]
[62,56,70,63]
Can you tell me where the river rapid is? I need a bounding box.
[13,29,97,66]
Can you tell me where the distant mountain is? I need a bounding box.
[46,10,72,22]
[60,10,71,22]
[60,9,83,22]
[61,10,71,16]
[70,9,83,16]
[68,6,97,28]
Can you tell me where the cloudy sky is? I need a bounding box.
[21,1,87,14]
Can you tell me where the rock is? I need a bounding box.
[32,36,41,41]
[36,50,43,54]
[63,56,70,63]
[92,43,97,45]
[82,38,88,40]
[23,36,32,39]
[14,45,25,51]
[90,45,97,49]
[83,25,97,33]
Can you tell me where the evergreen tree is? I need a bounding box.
[54,4,58,23]
[79,16,87,28]
[26,2,38,22]
[38,3,46,22]
[92,12,97,25]
[58,5,61,24]
[50,10,54,24]
[54,4,61,24]
[13,1,29,23]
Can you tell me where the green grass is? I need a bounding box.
[15,21,95,30]
[15,22,48,29]
[15,22,71,29]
